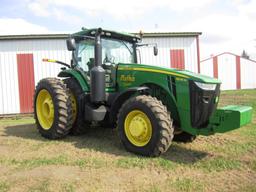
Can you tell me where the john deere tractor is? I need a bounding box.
[34,28,252,157]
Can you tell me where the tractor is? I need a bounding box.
[34,28,252,157]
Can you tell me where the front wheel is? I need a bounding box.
[117,95,174,157]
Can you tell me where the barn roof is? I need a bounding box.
[201,52,256,64]
[0,32,201,40]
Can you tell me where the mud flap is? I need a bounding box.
[209,105,252,133]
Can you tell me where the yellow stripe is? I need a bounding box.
[48,59,56,63]
[118,67,189,78]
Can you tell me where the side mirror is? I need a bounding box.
[153,46,158,56]
[66,37,76,51]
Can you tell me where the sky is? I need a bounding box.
[0,0,255,59]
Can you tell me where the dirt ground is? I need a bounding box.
[0,89,256,192]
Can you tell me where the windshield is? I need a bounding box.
[76,38,135,71]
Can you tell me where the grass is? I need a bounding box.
[0,155,109,170]
[241,185,256,192]
[28,180,50,192]
[171,178,204,192]
[249,160,256,171]
[0,155,69,169]
[195,157,241,172]
[0,181,9,192]
[206,138,256,157]
[153,158,176,169]
[61,183,75,192]
[116,157,149,168]
[74,157,107,169]
[0,116,34,126]
[0,89,255,191]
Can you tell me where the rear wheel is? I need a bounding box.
[117,95,174,157]
[64,78,90,135]
[34,78,72,139]
[173,131,196,143]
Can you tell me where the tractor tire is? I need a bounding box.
[173,131,196,143]
[64,78,90,135]
[34,78,72,139]
[117,95,174,157]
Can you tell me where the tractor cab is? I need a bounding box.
[67,28,141,90]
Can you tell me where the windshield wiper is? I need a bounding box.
[121,40,132,55]
[136,43,157,47]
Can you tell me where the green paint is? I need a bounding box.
[59,28,252,136]
[118,63,221,83]
[116,63,252,135]
[207,105,253,135]
[58,69,89,92]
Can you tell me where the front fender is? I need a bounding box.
[109,87,149,125]
[58,69,89,92]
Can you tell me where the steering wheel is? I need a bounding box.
[103,55,115,64]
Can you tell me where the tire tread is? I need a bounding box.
[34,78,72,139]
[117,95,174,157]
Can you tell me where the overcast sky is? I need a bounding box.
[0,0,255,59]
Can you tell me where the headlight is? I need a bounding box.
[194,82,217,90]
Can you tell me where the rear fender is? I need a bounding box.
[58,69,89,92]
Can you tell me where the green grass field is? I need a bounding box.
[0,90,255,192]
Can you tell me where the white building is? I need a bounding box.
[200,52,256,90]
[0,32,201,115]
[138,32,201,73]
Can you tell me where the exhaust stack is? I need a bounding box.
[90,28,106,103]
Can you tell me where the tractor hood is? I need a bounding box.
[118,63,221,84]
[176,69,221,84]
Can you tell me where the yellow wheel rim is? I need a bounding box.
[124,110,152,147]
[36,89,54,130]
[70,92,77,124]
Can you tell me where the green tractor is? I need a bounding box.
[34,28,252,157]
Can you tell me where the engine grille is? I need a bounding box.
[189,81,220,128]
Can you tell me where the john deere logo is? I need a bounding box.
[120,75,135,82]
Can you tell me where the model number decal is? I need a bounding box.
[120,75,135,82]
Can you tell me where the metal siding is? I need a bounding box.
[0,39,71,115]
[185,38,198,73]
[32,39,71,85]
[240,58,256,89]
[0,50,20,114]
[200,58,214,77]
[217,54,236,90]
[201,53,256,90]
[0,39,71,87]
[140,37,198,72]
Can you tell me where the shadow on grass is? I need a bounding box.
[4,124,208,164]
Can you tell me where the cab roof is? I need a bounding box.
[72,28,141,43]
